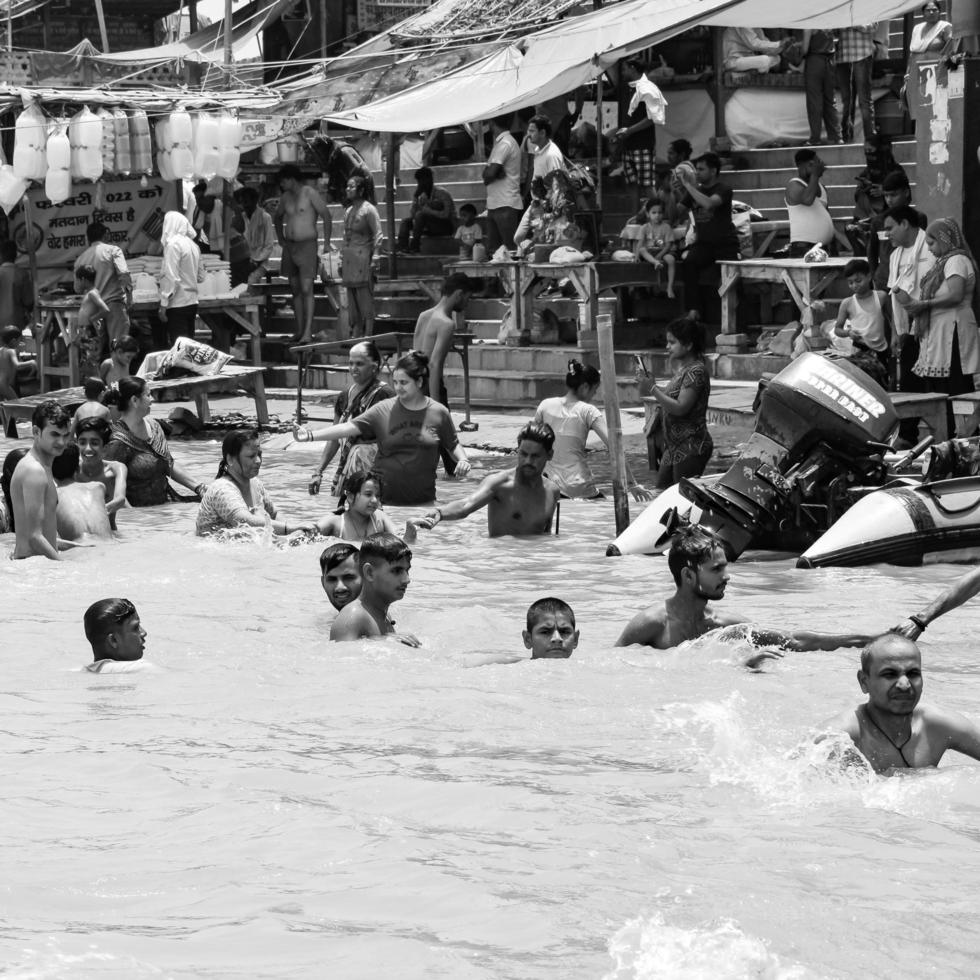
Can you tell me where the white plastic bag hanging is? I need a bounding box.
[216,113,241,179]
[96,107,116,175]
[69,106,103,181]
[168,109,194,179]
[192,112,220,179]
[44,121,71,203]
[13,104,48,181]
[129,109,153,175]
[0,165,29,214]
[112,108,132,175]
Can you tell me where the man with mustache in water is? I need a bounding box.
[414,422,560,537]
[615,526,874,657]
[820,634,980,773]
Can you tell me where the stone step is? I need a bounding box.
[725,163,916,193]
[732,139,915,170]
[370,162,484,183]
[374,179,488,204]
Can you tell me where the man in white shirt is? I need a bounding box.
[483,115,524,252]
[885,204,933,445]
[525,114,566,182]
[74,222,132,344]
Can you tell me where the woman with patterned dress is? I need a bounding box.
[640,315,713,490]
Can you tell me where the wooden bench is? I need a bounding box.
[1,365,268,438]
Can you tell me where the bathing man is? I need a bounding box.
[819,633,980,773]
[414,422,560,537]
[11,400,72,560]
[274,163,333,344]
[615,525,875,654]
[320,542,362,611]
[330,532,419,646]
[84,597,147,673]
[524,597,579,659]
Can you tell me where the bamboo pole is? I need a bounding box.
[223,0,233,88]
[595,73,603,210]
[596,308,629,534]
[386,132,398,280]
[94,0,110,52]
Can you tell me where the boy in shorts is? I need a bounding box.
[83,597,147,673]
[320,542,362,611]
[329,532,419,646]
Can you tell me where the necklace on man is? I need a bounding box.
[862,705,913,767]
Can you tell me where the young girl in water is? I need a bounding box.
[100,335,139,385]
[316,470,415,544]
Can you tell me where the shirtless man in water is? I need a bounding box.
[412,273,476,408]
[11,400,72,560]
[820,634,980,773]
[274,163,333,343]
[616,525,874,655]
[414,422,560,537]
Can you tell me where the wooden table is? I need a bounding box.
[749,220,851,258]
[1,366,268,438]
[718,257,851,338]
[290,330,476,427]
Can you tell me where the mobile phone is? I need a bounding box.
[633,354,650,377]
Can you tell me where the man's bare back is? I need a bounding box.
[484,471,559,537]
[56,482,112,542]
[413,306,455,399]
[330,596,390,640]
[12,450,60,559]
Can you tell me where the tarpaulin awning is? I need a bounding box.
[278,0,926,133]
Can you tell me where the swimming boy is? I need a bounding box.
[329,532,419,646]
[320,542,362,611]
[52,444,112,544]
[67,416,127,531]
[83,597,147,673]
[819,634,980,773]
[524,597,579,659]
[0,323,36,399]
[616,525,875,654]
[414,422,560,537]
[11,400,72,560]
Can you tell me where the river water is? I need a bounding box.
[3,436,980,979]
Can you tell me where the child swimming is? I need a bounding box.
[316,470,415,544]
[83,597,147,673]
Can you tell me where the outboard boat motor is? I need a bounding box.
[679,353,898,558]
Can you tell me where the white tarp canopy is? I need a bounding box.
[280,0,925,133]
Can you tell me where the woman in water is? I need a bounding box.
[316,470,412,543]
[103,377,207,507]
[197,429,316,537]
[533,360,649,500]
[639,314,713,491]
[309,340,394,500]
[297,350,470,506]
[341,175,383,339]
[903,217,980,434]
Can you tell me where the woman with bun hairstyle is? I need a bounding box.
[638,313,713,490]
[295,350,470,505]
[533,360,650,500]
[103,377,207,506]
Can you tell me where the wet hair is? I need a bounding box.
[458,203,477,218]
[526,596,575,631]
[358,531,412,570]
[110,335,139,354]
[216,428,260,478]
[319,541,359,574]
[393,349,430,386]
[31,399,71,432]
[75,265,96,284]
[794,148,817,165]
[528,114,553,137]
[86,221,107,243]
[842,258,871,278]
[667,525,723,586]
[277,163,303,183]
[83,597,138,646]
[669,138,692,160]
[694,151,721,173]
[516,420,555,454]
[442,272,476,297]
[349,340,382,367]
[102,376,146,413]
[882,171,911,193]
[1,324,21,346]
[0,240,17,262]
[52,443,79,481]
[83,376,107,400]
[566,358,600,391]
[884,204,922,228]
[665,314,707,358]
[1,447,28,529]
[74,416,112,445]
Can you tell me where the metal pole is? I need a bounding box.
[386,132,398,279]
[94,0,110,51]
[597,309,630,534]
